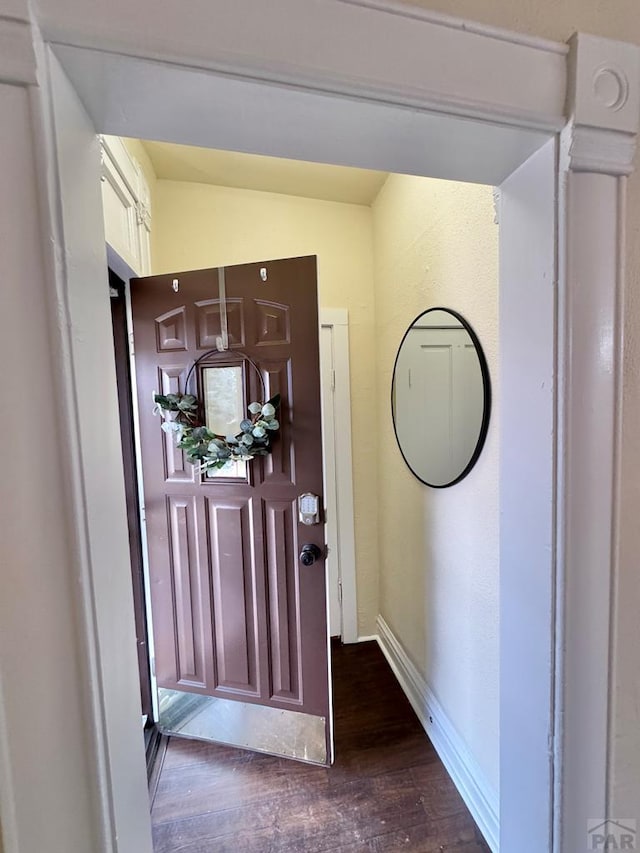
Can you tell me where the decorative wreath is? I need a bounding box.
[152,351,281,473]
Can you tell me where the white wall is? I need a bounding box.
[372,174,500,796]
[0,80,99,853]
[38,55,153,853]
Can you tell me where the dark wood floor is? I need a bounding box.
[151,641,491,852]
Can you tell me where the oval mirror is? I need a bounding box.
[391,307,491,488]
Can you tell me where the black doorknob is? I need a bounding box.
[299,543,323,566]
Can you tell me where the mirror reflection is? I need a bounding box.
[392,308,491,488]
[202,365,247,479]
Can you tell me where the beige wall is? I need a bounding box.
[372,174,499,793]
[404,0,640,818]
[153,179,379,634]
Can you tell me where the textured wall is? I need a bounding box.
[400,0,640,818]
[153,180,379,634]
[372,174,499,794]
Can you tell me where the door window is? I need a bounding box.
[202,365,247,480]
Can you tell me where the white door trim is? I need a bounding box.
[320,308,358,645]
[0,4,637,851]
[555,34,640,850]
[498,138,557,852]
[34,48,559,850]
[31,0,568,132]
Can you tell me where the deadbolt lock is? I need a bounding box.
[298,492,320,525]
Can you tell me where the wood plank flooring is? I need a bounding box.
[151,641,491,852]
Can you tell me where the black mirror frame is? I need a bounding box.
[391,306,492,489]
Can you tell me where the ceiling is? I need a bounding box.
[140,141,388,206]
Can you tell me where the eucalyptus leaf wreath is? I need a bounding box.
[153,391,281,473]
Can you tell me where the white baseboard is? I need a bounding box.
[356,634,378,643]
[375,615,500,853]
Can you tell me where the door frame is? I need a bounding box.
[320,308,358,645]
[108,266,153,724]
[0,5,637,852]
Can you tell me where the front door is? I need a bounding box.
[131,256,331,764]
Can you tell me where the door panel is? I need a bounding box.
[265,498,302,704]
[195,298,245,349]
[262,359,294,484]
[167,495,207,689]
[131,256,330,763]
[155,306,187,351]
[255,300,290,346]
[159,366,191,481]
[206,496,260,695]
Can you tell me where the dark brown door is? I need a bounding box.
[131,256,330,763]
[109,269,153,722]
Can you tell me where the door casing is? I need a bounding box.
[320,309,358,643]
[40,53,558,853]
[109,268,152,723]
[3,6,633,852]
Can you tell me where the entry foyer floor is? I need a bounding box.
[151,641,490,852]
